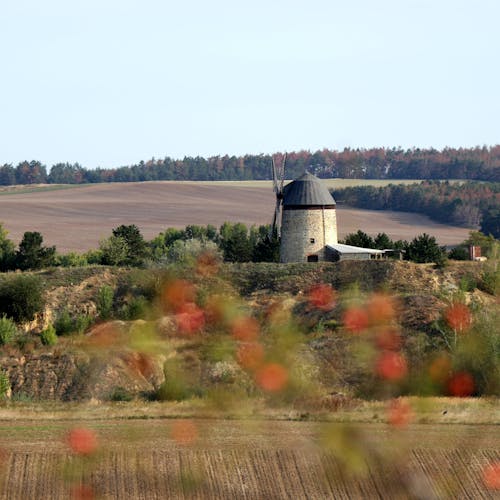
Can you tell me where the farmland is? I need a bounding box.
[0,181,472,252]
[0,402,498,499]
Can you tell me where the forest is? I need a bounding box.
[333,181,500,238]
[1,145,499,185]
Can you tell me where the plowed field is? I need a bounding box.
[0,420,498,499]
[0,182,471,252]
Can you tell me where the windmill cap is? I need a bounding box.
[282,172,336,206]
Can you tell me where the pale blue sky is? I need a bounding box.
[1,0,499,169]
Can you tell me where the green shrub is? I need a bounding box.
[0,315,17,345]
[40,324,58,346]
[109,386,134,402]
[0,371,10,399]
[55,252,89,267]
[96,285,114,319]
[74,314,93,334]
[0,274,45,322]
[120,296,149,320]
[54,309,74,335]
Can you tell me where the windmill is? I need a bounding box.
[270,153,286,238]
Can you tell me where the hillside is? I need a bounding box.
[1,260,497,403]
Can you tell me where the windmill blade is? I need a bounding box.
[275,200,282,237]
[279,153,287,193]
[272,157,278,193]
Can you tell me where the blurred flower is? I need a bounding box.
[343,307,369,334]
[482,462,500,490]
[171,420,198,446]
[376,352,408,381]
[308,284,337,311]
[231,316,259,342]
[367,293,396,325]
[444,303,472,332]
[237,342,264,370]
[67,428,98,456]
[196,251,219,276]
[161,279,196,313]
[387,399,413,428]
[375,328,402,351]
[175,302,205,335]
[428,355,451,384]
[71,484,94,500]
[255,363,288,392]
[447,372,474,397]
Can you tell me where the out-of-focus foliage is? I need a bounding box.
[0,274,45,322]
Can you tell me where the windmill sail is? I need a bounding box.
[270,153,286,238]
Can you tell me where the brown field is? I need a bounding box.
[0,181,472,252]
[0,415,498,499]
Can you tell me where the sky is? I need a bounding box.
[1,0,499,169]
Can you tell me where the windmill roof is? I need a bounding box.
[282,172,336,206]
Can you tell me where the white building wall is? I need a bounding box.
[280,208,337,263]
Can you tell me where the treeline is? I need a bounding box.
[1,146,499,185]
[333,181,500,238]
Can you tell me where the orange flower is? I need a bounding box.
[175,302,205,335]
[483,462,500,490]
[375,328,402,351]
[67,428,98,456]
[308,284,337,310]
[343,307,369,334]
[376,352,408,381]
[444,303,472,332]
[231,316,260,342]
[428,355,451,384]
[161,279,196,313]
[387,399,413,428]
[367,293,396,325]
[71,484,94,500]
[255,363,288,392]
[447,372,474,397]
[237,343,264,370]
[171,419,198,446]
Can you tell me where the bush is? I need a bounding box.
[120,296,149,320]
[0,315,17,345]
[55,252,89,267]
[109,386,134,402]
[54,309,74,335]
[448,246,469,261]
[0,371,10,399]
[0,274,45,322]
[40,325,58,346]
[96,286,114,319]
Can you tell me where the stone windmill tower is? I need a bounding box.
[272,161,338,263]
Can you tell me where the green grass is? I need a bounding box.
[0,184,88,196]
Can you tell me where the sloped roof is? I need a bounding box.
[282,172,336,206]
[327,244,384,254]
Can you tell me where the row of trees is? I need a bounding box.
[333,181,500,238]
[1,146,499,186]
[2,222,498,273]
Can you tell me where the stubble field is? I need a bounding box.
[0,415,498,499]
[0,181,471,252]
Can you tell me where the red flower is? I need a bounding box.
[71,484,94,500]
[444,303,472,332]
[343,307,369,334]
[237,343,264,370]
[483,462,500,490]
[308,284,337,310]
[387,399,413,428]
[376,352,408,381]
[175,302,205,335]
[171,419,198,446]
[67,428,98,456]
[231,316,260,342]
[367,293,396,325]
[447,372,474,397]
[255,363,289,392]
[162,280,196,313]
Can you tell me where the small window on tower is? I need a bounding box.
[310,238,315,244]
